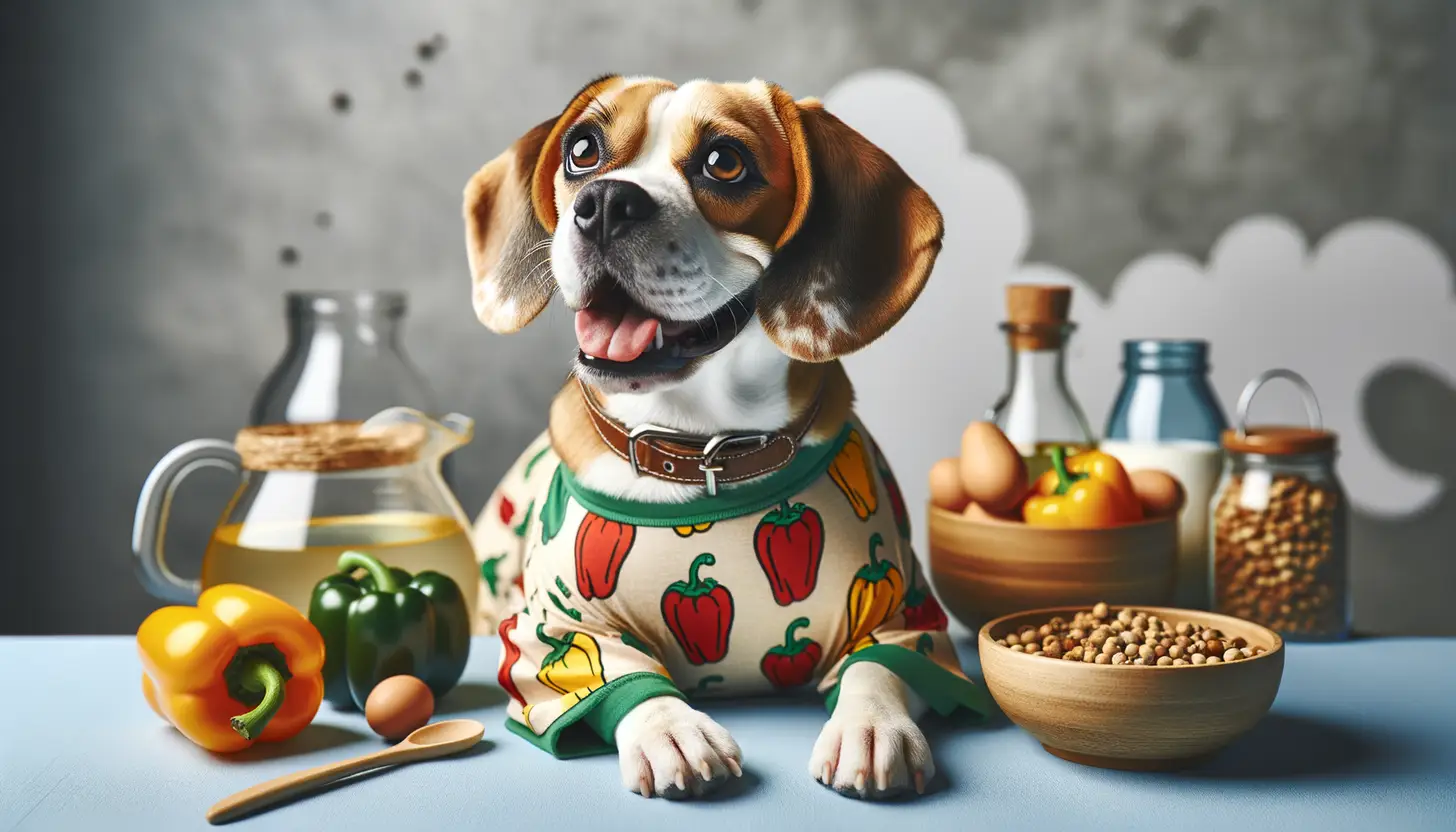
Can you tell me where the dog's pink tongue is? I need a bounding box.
[575,307,660,362]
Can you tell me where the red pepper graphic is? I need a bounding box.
[575,513,635,600]
[498,495,516,526]
[661,553,734,665]
[903,563,949,632]
[753,500,825,606]
[497,614,526,707]
[877,455,912,541]
[759,617,822,688]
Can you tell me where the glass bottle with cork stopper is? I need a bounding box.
[987,284,1096,482]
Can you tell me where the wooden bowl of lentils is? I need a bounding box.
[979,602,1284,771]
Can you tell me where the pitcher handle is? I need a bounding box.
[131,439,242,603]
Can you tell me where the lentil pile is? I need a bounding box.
[992,603,1268,666]
[1213,473,1346,636]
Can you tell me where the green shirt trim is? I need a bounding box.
[558,422,854,527]
[825,645,993,721]
[506,672,686,759]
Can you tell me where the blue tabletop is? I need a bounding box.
[1,635,1453,832]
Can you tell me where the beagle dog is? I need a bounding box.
[465,75,985,801]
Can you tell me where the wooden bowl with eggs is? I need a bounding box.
[929,505,1178,628]
[978,605,1285,770]
[927,423,1184,629]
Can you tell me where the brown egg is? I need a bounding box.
[963,501,1019,523]
[364,675,435,741]
[929,457,971,511]
[959,422,1029,514]
[1130,469,1186,518]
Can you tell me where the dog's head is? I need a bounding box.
[464,75,942,394]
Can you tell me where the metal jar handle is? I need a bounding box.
[1234,368,1323,436]
[131,439,243,602]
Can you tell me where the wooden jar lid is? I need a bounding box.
[1221,426,1337,456]
[235,421,428,472]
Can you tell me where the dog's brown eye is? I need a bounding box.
[566,134,601,174]
[703,145,746,183]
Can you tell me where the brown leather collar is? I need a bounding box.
[576,375,823,496]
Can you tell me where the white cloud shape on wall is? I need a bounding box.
[827,69,1456,562]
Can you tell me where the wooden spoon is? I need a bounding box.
[206,719,485,824]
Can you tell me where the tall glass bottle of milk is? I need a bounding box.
[987,284,1096,483]
[1102,340,1228,610]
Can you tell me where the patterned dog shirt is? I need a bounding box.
[473,416,991,758]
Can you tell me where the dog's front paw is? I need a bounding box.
[615,696,743,799]
[809,693,934,800]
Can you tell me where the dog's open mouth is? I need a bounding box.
[574,282,758,377]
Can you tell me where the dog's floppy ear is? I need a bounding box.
[760,89,943,362]
[463,75,622,333]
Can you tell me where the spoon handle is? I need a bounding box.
[206,743,422,824]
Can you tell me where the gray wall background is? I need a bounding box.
[2,0,1452,635]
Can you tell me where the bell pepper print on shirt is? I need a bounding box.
[901,554,950,632]
[471,437,558,632]
[754,500,824,605]
[575,513,635,600]
[492,417,992,759]
[845,533,906,648]
[662,553,735,665]
[828,427,878,521]
[874,441,913,541]
[760,617,822,688]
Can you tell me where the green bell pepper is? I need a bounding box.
[307,550,471,711]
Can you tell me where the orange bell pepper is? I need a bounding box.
[1022,446,1144,529]
[137,584,326,753]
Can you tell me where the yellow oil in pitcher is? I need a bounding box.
[201,512,479,615]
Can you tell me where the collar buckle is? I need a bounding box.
[699,433,773,496]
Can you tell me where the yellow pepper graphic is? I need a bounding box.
[845,533,904,647]
[535,624,606,703]
[674,522,714,537]
[828,428,878,520]
[851,633,879,654]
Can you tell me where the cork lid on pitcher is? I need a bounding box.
[1003,284,1073,350]
[235,421,428,472]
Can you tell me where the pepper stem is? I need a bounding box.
[229,656,286,741]
[867,533,884,565]
[783,617,810,647]
[686,553,715,590]
[1049,446,1085,497]
[338,550,397,593]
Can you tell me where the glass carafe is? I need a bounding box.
[252,291,454,487]
[132,408,479,620]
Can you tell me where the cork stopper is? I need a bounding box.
[235,421,428,472]
[1003,284,1073,350]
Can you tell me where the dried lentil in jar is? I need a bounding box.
[1212,370,1350,640]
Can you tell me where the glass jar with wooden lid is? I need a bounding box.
[1210,369,1349,640]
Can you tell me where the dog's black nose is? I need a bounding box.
[573,180,658,246]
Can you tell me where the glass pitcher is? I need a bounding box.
[131,407,479,618]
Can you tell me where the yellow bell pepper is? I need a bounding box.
[137,584,326,753]
[1022,446,1144,529]
[535,625,605,700]
[828,428,878,520]
[845,533,905,647]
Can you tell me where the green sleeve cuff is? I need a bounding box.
[825,645,993,722]
[505,672,686,759]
